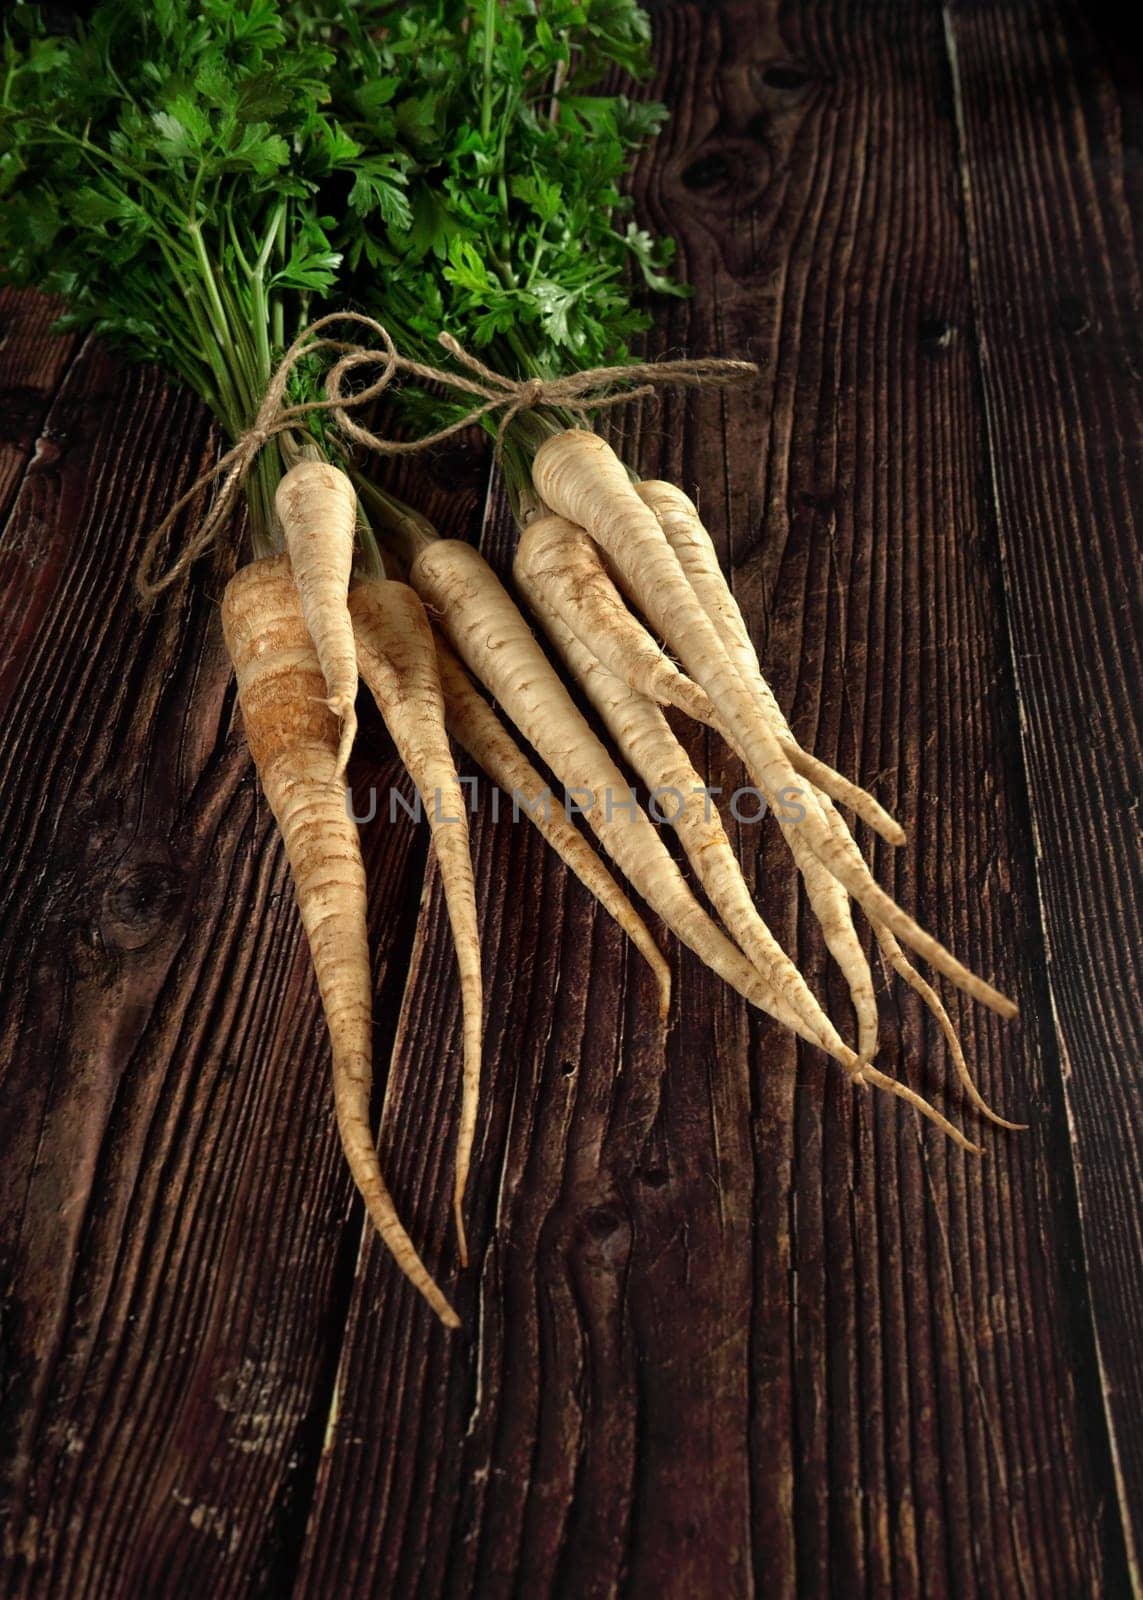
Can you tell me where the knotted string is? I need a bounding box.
[136,313,402,601]
[325,330,758,461]
[136,313,758,601]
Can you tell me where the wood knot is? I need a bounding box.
[756,62,812,92]
[100,859,186,952]
[584,1206,623,1241]
[681,152,732,191]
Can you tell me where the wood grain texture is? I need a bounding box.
[944,4,1143,1584]
[296,3,1130,1597]
[0,345,480,1595]
[0,291,77,535]
[0,1,1139,1597]
[0,292,81,710]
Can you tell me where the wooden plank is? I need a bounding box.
[0,289,82,701]
[943,1,1143,1584]
[296,4,1126,1596]
[0,333,482,1596]
[0,289,78,532]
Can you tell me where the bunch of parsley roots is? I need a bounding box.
[0,0,1019,1323]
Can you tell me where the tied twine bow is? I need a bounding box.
[136,311,758,601]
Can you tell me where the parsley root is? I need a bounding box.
[519,506,903,847]
[637,474,1017,1101]
[514,514,710,721]
[531,432,828,827]
[433,632,673,1018]
[535,439,1013,1018]
[349,580,484,1264]
[276,460,359,784]
[514,544,846,1057]
[411,538,867,1067]
[222,556,458,1328]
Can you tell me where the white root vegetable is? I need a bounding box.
[410,538,983,1151]
[433,630,673,1018]
[518,574,987,1139]
[222,556,458,1327]
[349,579,484,1263]
[276,459,359,783]
[514,552,845,1060]
[523,508,907,843]
[408,538,860,1060]
[525,447,883,1056]
[514,513,710,720]
[577,460,1015,1019]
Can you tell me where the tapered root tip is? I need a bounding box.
[329,699,358,785]
[886,821,907,848]
[419,1273,461,1329]
[875,931,1022,1132]
[862,1063,982,1153]
[963,966,1020,1020]
[955,1081,1026,1134]
[981,1109,1030,1133]
[453,1194,469,1270]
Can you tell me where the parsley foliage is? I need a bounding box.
[0,0,407,544]
[328,0,684,379]
[0,1,684,542]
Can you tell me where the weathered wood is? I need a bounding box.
[294,3,1129,1597]
[1,1,1139,1596]
[0,341,480,1595]
[0,291,81,709]
[945,0,1143,1583]
[0,290,77,534]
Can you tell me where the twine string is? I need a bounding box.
[136,313,398,601]
[136,312,757,600]
[326,329,756,460]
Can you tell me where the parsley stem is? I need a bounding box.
[187,223,231,351]
[271,201,288,354]
[481,0,497,143]
[255,205,285,278]
[249,203,285,391]
[524,222,548,290]
[251,268,272,394]
[355,475,437,569]
[226,202,253,280]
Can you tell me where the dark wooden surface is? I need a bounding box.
[1,2,1140,1596]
